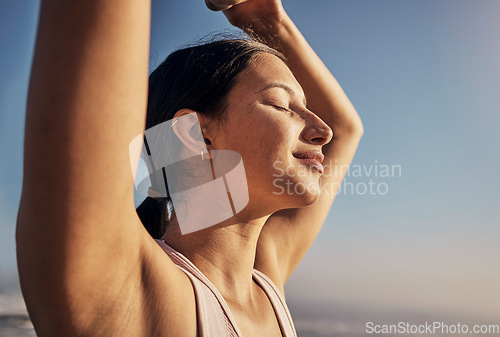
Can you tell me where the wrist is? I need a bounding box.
[239,10,292,40]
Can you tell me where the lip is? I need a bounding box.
[293,151,324,174]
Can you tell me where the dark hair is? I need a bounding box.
[136,38,285,239]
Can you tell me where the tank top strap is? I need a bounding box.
[155,239,297,337]
[155,239,244,336]
[252,269,298,337]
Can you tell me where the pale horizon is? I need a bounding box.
[1,0,499,335]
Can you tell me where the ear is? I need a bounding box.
[171,109,213,159]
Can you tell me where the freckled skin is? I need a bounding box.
[205,53,331,214]
[18,0,360,334]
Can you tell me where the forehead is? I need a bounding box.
[233,53,304,98]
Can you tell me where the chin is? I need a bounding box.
[298,188,322,206]
[270,176,322,207]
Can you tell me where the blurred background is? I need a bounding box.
[1,0,499,336]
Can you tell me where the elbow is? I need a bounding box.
[354,121,364,138]
[346,118,364,138]
[350,112,364,137]
[335,118,364,140]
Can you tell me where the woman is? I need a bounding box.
[16,0,363,336]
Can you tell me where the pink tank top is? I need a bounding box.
[155,239,298,337]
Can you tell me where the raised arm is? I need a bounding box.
[16,1,192,335]
[211,0,363,284]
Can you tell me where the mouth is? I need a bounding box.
[292,151,324,174]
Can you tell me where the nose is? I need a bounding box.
[301,111,333,146]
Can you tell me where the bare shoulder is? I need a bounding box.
[18,216,197,337]
[130,232,199,337]
[94,226,199,337]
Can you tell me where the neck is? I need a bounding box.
[162,213,271,305]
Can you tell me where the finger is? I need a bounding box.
[204,0,247,11]
[205,0,228,11]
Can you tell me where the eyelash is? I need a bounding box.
[272,105,290,112]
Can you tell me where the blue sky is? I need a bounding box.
[1,0,499,321]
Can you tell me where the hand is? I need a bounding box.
[205,0,247,11]
[205,0,285,29]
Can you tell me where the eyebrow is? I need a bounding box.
[258,83,307,107]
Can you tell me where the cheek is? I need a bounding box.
[220,113,321,206]
[248,117,294,166]
[219,104,302,184]
[226,111,293,157]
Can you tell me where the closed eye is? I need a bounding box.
[272,105,290,112]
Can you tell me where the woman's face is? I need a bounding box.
[208,53,333,215]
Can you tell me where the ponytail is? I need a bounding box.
[136,196,170,239]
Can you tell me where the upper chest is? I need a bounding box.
[226,284,284,337]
